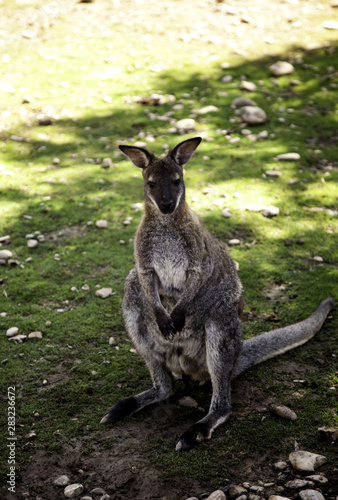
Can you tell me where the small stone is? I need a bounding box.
[262,206,279,217]
[45,321,52,327]
[299,491,325,500]
[131,203,142,210]
[229,239,240,246]
[273,461,288,471]
[90,487,107,495]
[265,170,282,177]
[64,483,84,498]
[82,284,90,291]
[37,114,53,126]
[27,239,38,248]
[95,287,113,298]
[286,479,310,489]
[25,430,37,439]
[229,485,247,499]
[240,81,257,92]
[109,336,116,346]
[0,249,13,260]
[102,158,113,168]
[8,334,27,343]
[28,331,43,339]
[53,475,70,486]
[239,106,267,125]
[269,61,294,76]
[6,327,19,337]
[176,118,196,132]
[317,426,338,442]
[95,220,108,229]
[289,450,327,472]
[313,256,323,263]
[305,475,328,484]
[245,203,265,212]
[178,396,198,408]
[269,404,297,421]
[193,105,219,114]
[250,486,264,494]
[276,152,300,161]
[206,491,226,500]
[52,158,61,165]
[322,20,338,29]
[232,97,257,108]
[221,209,232,218]
[268,496,291,500]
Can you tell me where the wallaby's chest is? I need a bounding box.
[148,228,189,294]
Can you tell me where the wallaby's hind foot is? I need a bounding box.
[100,396,138,424]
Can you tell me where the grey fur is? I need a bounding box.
[101,137,334,451]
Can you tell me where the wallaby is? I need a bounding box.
[101,137,334,451]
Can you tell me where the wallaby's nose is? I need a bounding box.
[160,199,175,213]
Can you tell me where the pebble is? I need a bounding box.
[53,475,70,486]
[90,487,107,495]
[6,327,19,337]
[193,105,219,114]
[269,61,294,76]
[245,203,266,212]
[239,106,267,125]
[322,20,338,29]
[232,97,257,108]
[273,461,288,471]
[229,485,247,498]
[276,152,300,161]
[102,158,113,168]
[317,426,338,442]
[176,118,196,132]
[95,220,108,229]
[269,404,297,421]
[313,256,323,263]
[221,208,232,218]
[240,81,257,92]
[178,396,198,408]
[289,450,327,472]
[131,203,142,210]
[265,170,282,177]
[95,288,113,299]
[8,334,27,343]
[305,475,328,484]
[299,491,325,500]
[28,331,43,339]
[229,239,240,246]
[286,479,310,489]
[64,483,84,498]
[0,249,13,260]
[268,496,291,500]
[262,206,279,217]
[27,239,38,248]
[206,491,226,500]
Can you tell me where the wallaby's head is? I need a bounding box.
[119,137,202,215]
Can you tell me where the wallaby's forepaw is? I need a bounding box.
[156,311,177,340]
[171,307,186,332]
[175,422,211,451]
[100,396,138,424]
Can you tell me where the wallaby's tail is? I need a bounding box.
[234,298,334,378]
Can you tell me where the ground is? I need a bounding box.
[0,0,337,499]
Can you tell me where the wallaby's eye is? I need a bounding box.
[173,179,180,186]
[147,181,155,188]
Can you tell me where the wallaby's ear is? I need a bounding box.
[119,145,154,169]
[171,137,202,166]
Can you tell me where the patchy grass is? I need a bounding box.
[0,0,337,498]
